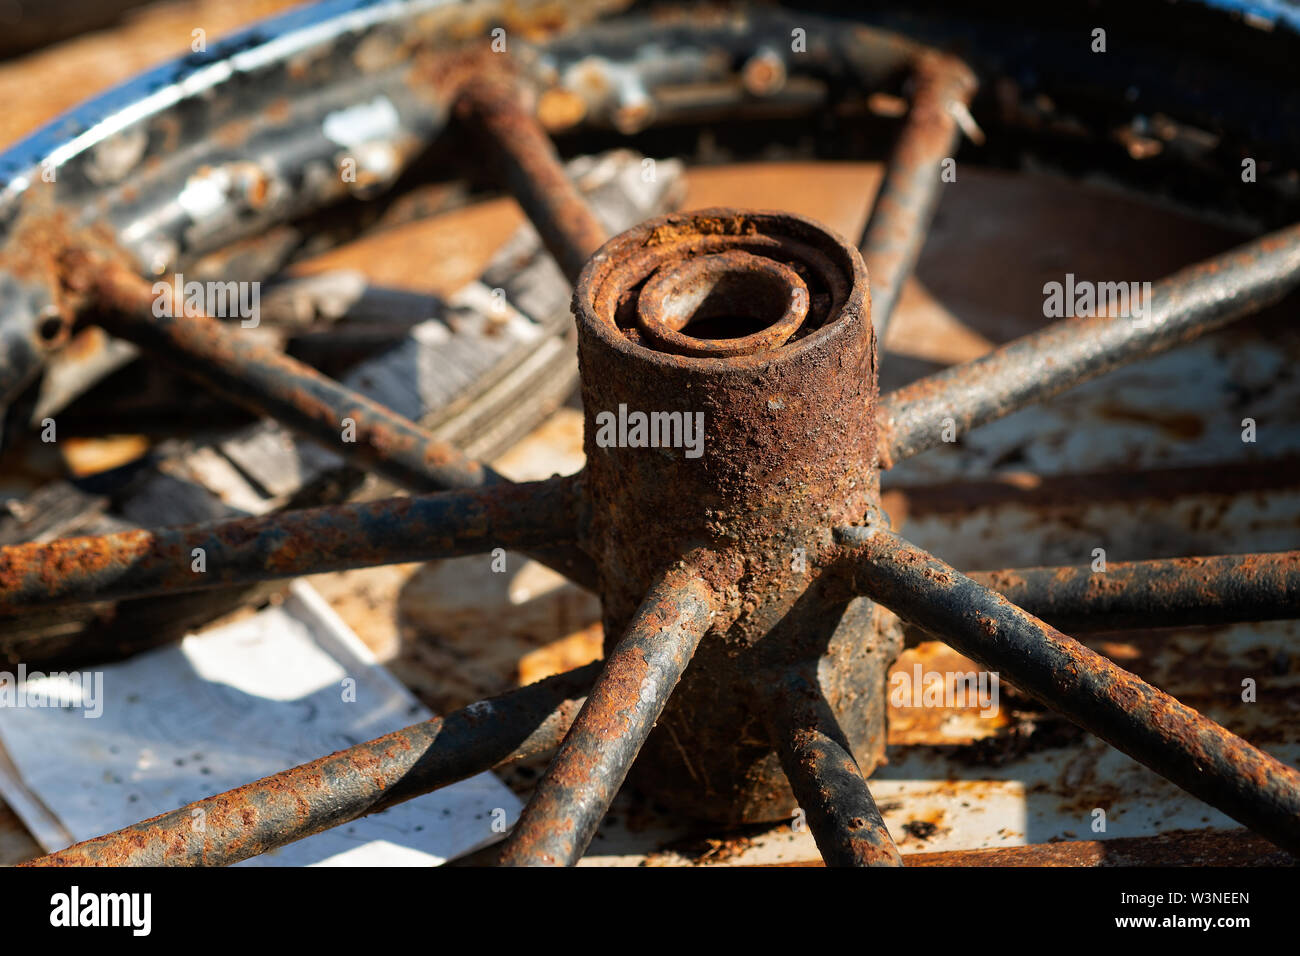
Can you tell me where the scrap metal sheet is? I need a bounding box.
[0,581,520,865]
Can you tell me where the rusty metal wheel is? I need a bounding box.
[1,0,1298,867]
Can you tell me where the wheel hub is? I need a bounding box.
[573,208,900,821]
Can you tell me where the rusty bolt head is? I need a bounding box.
[742,49,788,97]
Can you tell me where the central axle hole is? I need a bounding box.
[657,270,788,338]
[636,252,809,357]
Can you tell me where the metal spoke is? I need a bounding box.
[969,551,1300,632]
[836,524,1300,856]
[23,663,598,867]
[762,667,903,867]
[90,260,489,493]
[0,477,578,614]
[455,75,609,285]
[877,222,1300,467]
[81,258,597,590]
[858,53,976,340]
[499,563,719,866]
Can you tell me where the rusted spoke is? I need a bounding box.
[23,663,598,867]
[877,222,1300,467]
[761,667,903,867]
[858,53,976,340]
[0,477,578,615]
[836,524,1300,856]
[82,257,597,590]
[498,562,719,866]
[89,260,490,491]
[455,74,609,285]
[969,551,1300,632]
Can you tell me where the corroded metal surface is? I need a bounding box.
[0,0,1296,869]
[0,477,579,615]
[70,252,597,589]
[5,143,1294,874]
[636,250,810,357]
[761,667,903,867]
[970,551,1300,633]
[0,0,627,269]
[858,52,976,338]
[499,564,718,865]
[573,207,901,822]
[455,74,609,284]
[0,209,87,405]
[878,223,1300,467]
[92,258,496,493]
[24,663,597,866]
[837,523,1300,856]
